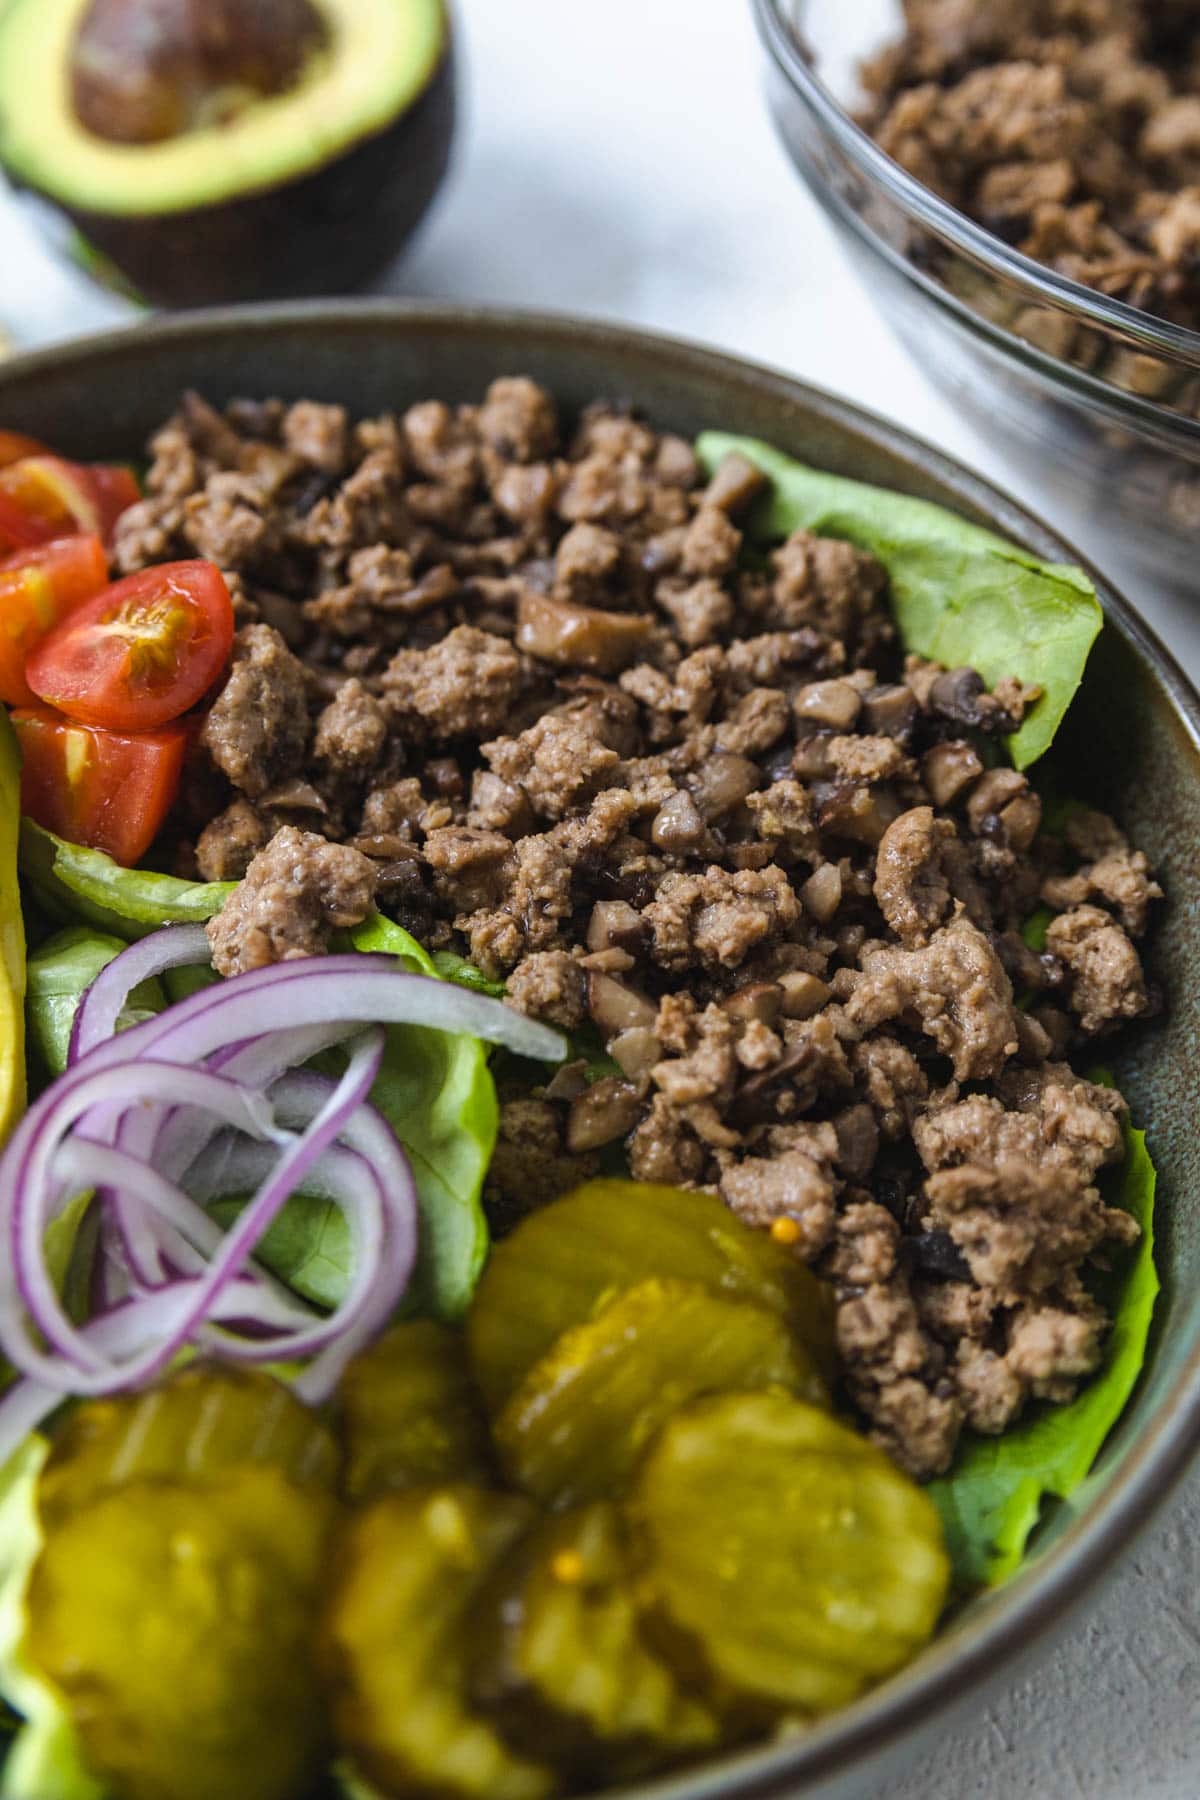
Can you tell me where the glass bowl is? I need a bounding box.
[753,0,1200,591]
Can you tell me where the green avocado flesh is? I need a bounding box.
[0,0,446,214]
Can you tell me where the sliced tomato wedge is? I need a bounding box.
[0,456,141,552]
[0,430,48,469]
[88,464,142,539]
[12,708,187,866]
[0,487,44,552]
[0,535,110,707]
[26,560,234,732]
[0,458,99,548]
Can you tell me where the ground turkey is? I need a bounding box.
[206,828,377,976]
[860,0,1200,337]
[200,623,309,800]
[136,379,1161,1482]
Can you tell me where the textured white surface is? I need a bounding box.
[1,1,1199,1792]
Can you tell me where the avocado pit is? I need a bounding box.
[71,0,330,145]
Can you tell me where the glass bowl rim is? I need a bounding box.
[753,0,1200,376]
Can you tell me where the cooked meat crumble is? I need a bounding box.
[860,0,1200,335]
[119,380,1162,1480]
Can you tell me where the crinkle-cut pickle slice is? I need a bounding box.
[323,1484,555,1800]
[472,1500,721,1775]
[628,1392,950,1715]
[37,1363,338,1532]
[494,1276,827,1508]
[337,1319,493,1501]
[28,1468,337,1800]
[467,1178,834,1416]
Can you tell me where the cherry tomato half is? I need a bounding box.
[0,457,140,553]
[0,535,110,707]
[26,560,234,732]
[0,430,48,469]
[88,464,142,539]
[12,708,187,866]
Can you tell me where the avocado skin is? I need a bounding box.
[24,38,455,308]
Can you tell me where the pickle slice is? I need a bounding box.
[337,1320,492,1501]
[628,1392,950,1715]
[28,1467,337,1800]
[493,1276,826,1508]
[472,1500,720,1779]
[467,1178,834,1416]
[323,1484,555,1800]
[38,1364,339,1532]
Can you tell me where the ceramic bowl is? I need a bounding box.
[1,302,1197,1799]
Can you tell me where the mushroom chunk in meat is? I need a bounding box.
[516,592,653,674]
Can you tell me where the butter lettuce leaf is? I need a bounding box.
[25,926,166,1084]
[431,949,507,998]
[19,821,233,941]
[928,1103,1158,1589]
[347,912,497,1320]
[695,433,1103,769]
[207,1191,353,1313]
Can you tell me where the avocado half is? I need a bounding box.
[0,0,455,307]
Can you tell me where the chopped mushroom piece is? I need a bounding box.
[795,679,862,730]
[515,591,653,673]
[587,972,659,1039]
[921,741,983,808]
[587,900,647,955]
[566,1078,645,1152]
[701,450,770,515]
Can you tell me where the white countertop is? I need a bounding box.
[2,1,1198,1792]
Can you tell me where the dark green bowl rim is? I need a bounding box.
[1,298,1198,1797]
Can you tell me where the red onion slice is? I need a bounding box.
[184,1132,393,1337]
[148,1021,380,1185]
[2,1060,280,1381]
[56,1140,225,1275]
[69,922,213,1064]
[69,953,563,1076]
[111,1027,386,1390]
[15,1034,382,1394]
[0,1111,419,1455]
[0,936,558,1455]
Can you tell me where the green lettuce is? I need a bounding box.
[928,1102,1158,1589]
[178,918,499,1324]
[25,927,166,1084]
[19,822,234,942]
[695,433,1104,769]
[207,1191,353,1313]
[431,950,507,998]
[346,913,497,1320]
